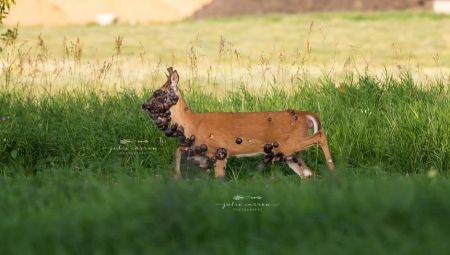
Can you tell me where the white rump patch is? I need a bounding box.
[306,114,319,134]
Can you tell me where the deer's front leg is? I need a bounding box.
[214,159,227,181]
[175,147,184,179]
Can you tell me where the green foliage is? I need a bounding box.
[0,172,450,255]
[0,24,17,45]
[10,10,450,67]
[0,0,16,51]
[1,74,449,176]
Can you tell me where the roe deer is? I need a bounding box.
[142,67,335,180]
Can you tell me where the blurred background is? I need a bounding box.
[2,0,450,94]
[4,0,449,25]
[1,2,450,254]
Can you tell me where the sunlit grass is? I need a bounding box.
[13,11,450,66]
[2,10,449,95]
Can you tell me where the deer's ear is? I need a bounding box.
[170,70,179,87]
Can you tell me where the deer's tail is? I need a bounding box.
[306,113,321,135]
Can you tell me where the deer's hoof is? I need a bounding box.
[301,169,314,179]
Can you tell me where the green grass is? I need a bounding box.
[9,10,450,71]
[1,74,450,254]
[1,11,450,254]
[3,10,449,97]
[1,173,450,255]
[1,74,449,176]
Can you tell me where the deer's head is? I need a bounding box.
[142,67,180,132]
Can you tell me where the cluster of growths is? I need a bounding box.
[255,110,300,168]
[142,87,228,170]
[185,143,207,156]
[288,109,298,121]
[261,142,284,165]
[143,88,179,132]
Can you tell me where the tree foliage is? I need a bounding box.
[0,0,15,24]
[0,0,16,50]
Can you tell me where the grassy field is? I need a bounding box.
[1,11,450,254]
[3,10,450,94]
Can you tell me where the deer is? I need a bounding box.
[141,67,335,180]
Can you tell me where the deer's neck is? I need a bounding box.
[171,91,196,133]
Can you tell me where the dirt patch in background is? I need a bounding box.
[5,0,211,26]
[5,0,435,26]
[193,0,432,18]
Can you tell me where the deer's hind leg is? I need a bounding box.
[318,131,336,171]
[299,130,336,171]
[286,153,314,179]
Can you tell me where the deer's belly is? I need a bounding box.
[197,133,308,158]
[234,152,265,158]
